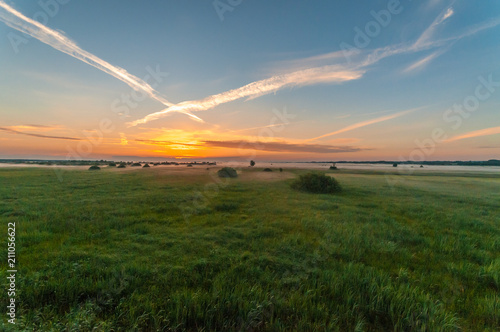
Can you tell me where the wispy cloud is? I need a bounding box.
[129,5,491,127]
[273,50,347,72]
[304,108,420,142]
[413,6,454,49]
[227,121,305,134]
[203,140,367,153]
[0,127,81,140]
[127,65,364,126]
[6,124,62,132]
[403,49,446,73]
[136,139,367,154]
[445,126,500,142]
[477,146,500,149]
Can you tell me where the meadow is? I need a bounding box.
[0,166,499,331]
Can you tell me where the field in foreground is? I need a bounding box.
[0,166,499,331]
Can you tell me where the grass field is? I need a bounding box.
[0,166,499,331]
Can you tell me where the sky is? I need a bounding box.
[0,0,499,161]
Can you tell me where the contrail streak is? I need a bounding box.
[127,66,364,126]
[127,5,466,127]
[0,127,81,140]
[0,1,177,108]
[304,108,420,142]
[444,126,500,143]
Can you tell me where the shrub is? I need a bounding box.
[279,168,283,172]
[88,165,100,171]
[131,163,142,167]
[263,168,273,172]
[217,167,237,178]
[393,163,398,167]
[108,162,116,167]
[291,172,342,194]
[117,164,126,168]
[250,160,255,167]
[187,164,193,167]
[143,164,150,168]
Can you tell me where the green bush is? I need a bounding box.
[108,162,116,167]
[88,165,100,171]
[291,172,342,194]
[117,164,126,168]
[217,167,238,178]
[131,163,142,167]
[263,168,273,172]
[143,164,150,168]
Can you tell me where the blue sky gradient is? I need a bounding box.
[1,0,499,160]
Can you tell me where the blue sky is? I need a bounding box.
[0,0,499,161]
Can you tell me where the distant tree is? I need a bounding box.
[250,160,255,167]
[393,163,398,167]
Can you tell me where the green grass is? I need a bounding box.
[0,167,499,331]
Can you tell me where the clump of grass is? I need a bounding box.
[291,172,342,194]
[263,168,273,172]
[88,165,100,171]
[217,167,238,178]
[214,201,240,212]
